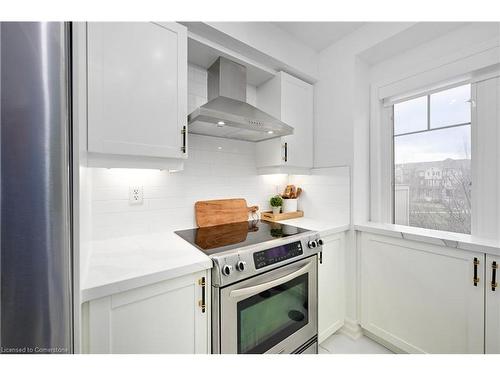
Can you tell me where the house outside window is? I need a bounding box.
[393,84,472,234]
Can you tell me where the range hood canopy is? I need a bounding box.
[188,57,294,142]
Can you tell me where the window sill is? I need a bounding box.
[355,222,500,256]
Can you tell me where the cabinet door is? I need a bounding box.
[86,271,208,354]
[360,233,484,353]
[486,254,500,353]
[318,233,345,343]
[87,22,187,158]
[280,73,313,169]
[256,72,313,170]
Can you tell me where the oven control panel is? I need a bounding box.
[211,232,322,287]
[253,241,303,269]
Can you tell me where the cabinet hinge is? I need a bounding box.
[198,277,206,313]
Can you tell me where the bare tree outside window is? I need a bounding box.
[393,84,471,234]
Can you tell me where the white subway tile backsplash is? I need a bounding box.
[289,167,350,223]
[90,133,289,240]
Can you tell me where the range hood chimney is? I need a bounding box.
[187,57,294,142]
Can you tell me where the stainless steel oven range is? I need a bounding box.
[176,220,323,354]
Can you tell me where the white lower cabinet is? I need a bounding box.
[486,254,500,353]
[359,233,484,354]
[83,271,209,354]
[318,232,346,343]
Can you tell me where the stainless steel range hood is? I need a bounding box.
[188,57,293,142]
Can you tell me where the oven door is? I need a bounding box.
[219,256,317,354]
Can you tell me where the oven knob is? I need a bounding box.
[308,240,318,249]
[317,239,324,246]
[236,261,246,272]
[222,264,233,276]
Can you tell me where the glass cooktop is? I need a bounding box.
[175,220,311,256]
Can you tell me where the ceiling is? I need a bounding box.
[358,22,467,65]
[272,22,366,52]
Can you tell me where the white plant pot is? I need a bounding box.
[272,206,281,215]
[282,198,298,213]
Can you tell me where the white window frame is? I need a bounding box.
[390,83,473,233]
[370,66,500,239]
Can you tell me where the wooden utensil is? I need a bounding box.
[283,185,296,198]
[295,187,302,198]
[195,198,259,227]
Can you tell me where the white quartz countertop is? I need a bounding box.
[277,217,350,236]
[81,218,351,303]
[81,232,212,302]
[355,222,500,256]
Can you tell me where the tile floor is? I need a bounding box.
[319,333,394,354]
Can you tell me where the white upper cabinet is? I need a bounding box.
[256,72,313,173]
[87,22,187,160]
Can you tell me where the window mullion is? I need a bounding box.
[427,95,431,130]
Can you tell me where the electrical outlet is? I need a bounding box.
[129,185,144,205]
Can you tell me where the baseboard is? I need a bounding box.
[319,320,344,344]
[339,318,362,340]
[362,329,406,354]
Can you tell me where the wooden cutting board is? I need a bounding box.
[195,198,258,227]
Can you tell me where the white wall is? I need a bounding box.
[370,23,500,91]
[201,22,319,82]
[289,167,350,224]
[314,22,414,169]
[313,23,415,326]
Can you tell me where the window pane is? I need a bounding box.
[394,125,471,234]
[430,84,471,128]
[394,96,427,135]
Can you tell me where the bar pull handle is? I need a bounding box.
[198,277,206,313]
[181,126,187,154]
[284,142,288,162]
[473,257,480,286]
[492,261,498,292]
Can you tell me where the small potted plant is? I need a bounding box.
[270,195,283,215]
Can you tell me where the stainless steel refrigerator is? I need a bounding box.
[1,22,73,353]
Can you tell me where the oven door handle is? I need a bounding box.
[229,261,312,299]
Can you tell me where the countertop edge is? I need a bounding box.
[275,218,351,236]
[81,259,212,303]
[317,224,351,236]
[355,222,500,256]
